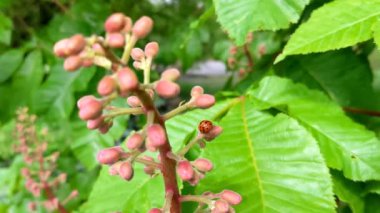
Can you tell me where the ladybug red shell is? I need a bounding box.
[198,120,213,134]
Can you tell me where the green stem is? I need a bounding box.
[105,108,144,118]
[177,135,202,157]
[143,57,153,84]
[163,103,193,120]
[179,195,212,205]
[121,35,138,64]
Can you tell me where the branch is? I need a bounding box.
[243,43,254,72]
[343,107,380,117]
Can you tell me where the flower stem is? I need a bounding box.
[163,103,192,120]
[104,107,144,118]
[143,57,152,84]
[121,35,138,64]
[179,195,212,205]
[177,135,202,157]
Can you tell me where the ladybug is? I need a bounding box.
[198,120,213,134]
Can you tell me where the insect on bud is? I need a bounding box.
[64,55,82,72]
[132,16,153,39]
[104,13,126,32]
[126,133,144,150]
[161,68,181,81]
[220,190,242,205]
[119,162,134,181]
[193,158,213,172]
[144,42,159,58]
[131,48,145,61]
[194,94,215,109]
[67,34,86,55]
[155,80,180,99]
[106,33,125,48]
[177,160,194,181]
[97,147,122,165]
[147,124,167,148]
[53,39,69,57]
[117,68,139,93]
[97,76,117,96]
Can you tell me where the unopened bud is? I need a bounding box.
[99,121,113,134]
[161,68,180,81]
[98,76,117,96]
[213,200,230,213]
[177,160,194,181]
[127,96,141,107]
[149,208,163,213]
[193,158,213,172]
[64,55,82,72]
[67,34,86,55]
[77,95,96,108]
[93,43,105,55]
[126,133,144,150]
[122,17,133,33]
[107,33,125,48]
[82,58,93,67]
[109,162,122,175]
[117,68,139,93]
[104,13,126,32]
[53,39,69,57]
[155,80,180,99]
[145,138,158,152]
[87,116,105,129]
[133,61,143,70]
[191,86,204,98]
[144,42,159,58]
[119,162,134,180]
[204,126,223,141]
[21,168,30,176]
[78,99,103,120]
[220,190,242,205]
[131,48,145,61]
[147,124,167,148]
[28,202,37,211]
[194,94,215,109]
[97,147,122,164]
[132,16,153,39]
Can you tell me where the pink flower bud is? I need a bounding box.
[99,121,113,134]
[188,172,201,186]
[213,200,230,213]
[122,17,133,33]
[104,13,126,32]
[28,202,37,211]
[97,147,122,164]
[119,162,134,180]
[220,190,242,205]
[126,133,144,150]
[258,43,266,56]
[127,96,141,107]
[58,173,67,183]
[77,95,96,108]
[144,42,159,58]
[64,55,82,72]
[93,43,105,55]
[131,48,145,61]
[145,138,158,152]
[53,39,69,57]
[161,68,180,81]
[193,158,213,172]
[132,16,153,39]
[149,208,162,213]
[191,86,204,98]
[204,126,223,141]
[81,58,93,67]
[87,116,105,129]
[147,124,167,148]
[78,99,103,120]
[117,68,139,93]
[177,160,194,181]
[133,61,143,70]
[109,162,122,175]
[155,80,180,99]
[107,33,125,48]
[194,94,215,109]
[98,76,117,96]
[67,34,86,55]
[21,168,30,176]
[144,166,155,176]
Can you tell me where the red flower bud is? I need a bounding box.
[87,116,105,130]
[193,158,213,172]
[149,208,162,213]
[127,96,141,107]
[99,121,113,134]
[204,126,223,141]
[78,99,103,120]
[194,94,215,109]
[132,16,153,39]
[220,190,242,205]
[191,86,204,98]
[64,55,82,72]
[97,147,122,165]
[126,133,144,150]
[144,41,159,58]
[53,39,69,57]
[67,34,86,55]
[98,76,117,96]
[155,80,180,99]
[117,68,139,93]
[77,95,96,108]
[107,33,125,48]
[161,68,180,81]
[131,48,145,61]
[104,13,126,32]
[177,160,194,181]
[147,124,167,148]
[145,138,158,152]
[213,200,230,213]
[119,162,134,180]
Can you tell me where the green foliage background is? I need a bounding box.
[1,0,380,212]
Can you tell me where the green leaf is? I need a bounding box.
[0,120,16,158]
[372,20,380,48]
[365,181,380,195]
[0,49,24,83]
[331,170,365,213]
[249,76,380,181]
[213,0,310,45]
[364,194,380,213]
[80,166,164,213]
[275,49,380,109]
[166,100,235,152]
[276,0,380,62]
[0,13,13,45]
[196,99,335,213]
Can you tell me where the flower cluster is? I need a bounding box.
[14,108,78,213]
[54,13,241,212]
